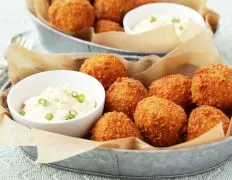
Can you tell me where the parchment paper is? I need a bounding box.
[26,0,219,53]
[0,28,230,164]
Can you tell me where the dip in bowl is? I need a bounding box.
[7,70,105,137]
[123,3,205,35]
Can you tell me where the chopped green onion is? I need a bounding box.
[38,98,46,104]
[65,114,75,120]
[69,110,77,116]
[71,91,78,98]
[178,25,184,31]
[54,98,60,102]
[150,16,157,23]
[45,113,53,121]
[77,94,85,103]
[19,110,25,116]
[171,17,180,23]
[38,98,50,106]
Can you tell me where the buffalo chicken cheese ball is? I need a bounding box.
[187,105,230,140]
[191,64,232,109]
[91,112,141,141]
[80,54,126,89]
[106,77,148,118]
[48,0,95,32]
[149,74,192,107]
[134,96,187,147]
[95,20,124,33]
[94,0,136,22]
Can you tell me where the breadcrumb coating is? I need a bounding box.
[94,0,136,22]
[106,77,148,118]
[95,20,124,33]
[149,74,192,107]
[134,96,187,147]
[91,112,142,141]
[135,0,159,7]
[187,105,230,140]
[191,64,232,109]
[80,54,126,89]
[48,0,95,32]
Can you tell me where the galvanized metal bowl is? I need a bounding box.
[20,138,232,179]
[27,10,165,56]
[1,59,232,179]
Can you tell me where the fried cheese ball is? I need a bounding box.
[191,64,232,109]
[95,20,124,33]
[149,74,192,107]
[187,105,230,141]
[80,54,126,89]
[106,77,148,118]
[135,0,158,7]
[48,0,95,32]
[134,96,187,147]
[94,0,136,22]
[91,112,142,141]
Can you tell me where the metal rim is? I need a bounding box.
[20,146,232,179]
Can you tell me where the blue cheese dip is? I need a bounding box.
[19,86,96,122]
[132,15,189,36]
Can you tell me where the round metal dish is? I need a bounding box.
[27,10,165,56]
[1,78,232,179]
[20,146,232,179]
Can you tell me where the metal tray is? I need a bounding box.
[27,10,165,56]
[1,74,232,179]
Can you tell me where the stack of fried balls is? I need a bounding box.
[79,54,231,147]
[48,0,158,33]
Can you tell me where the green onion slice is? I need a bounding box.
[69,110,77,116]
[38,98,50,106]
[77,94,85,103]
[178,25,184,31]
[150,16,157,23]
[65,114,75,120]
[45,113,53,121]
[71,91,78,98]
[172,17,180,23]
[19,110,25,116]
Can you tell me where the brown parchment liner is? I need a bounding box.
[26,0,219,53]
[1,29,232,164]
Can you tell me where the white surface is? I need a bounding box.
[1,0,232,179]
[8,70,105,137]
[123,3,205,35]
[0,0,32,57]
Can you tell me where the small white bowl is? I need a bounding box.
[7,70,105,137]
[123,3,205,35]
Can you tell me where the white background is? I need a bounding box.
[0,0,32,57]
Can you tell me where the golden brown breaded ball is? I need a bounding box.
[95,20,124,33]
[106,77,148,118]
[149,74,192,107]
[135,0,158,7]
[94,0,136,22]
[48,0,95,32]
[80,54,126,89]
[187,105,230,141]
[191,64,232,109]
[50,0,91,4]
[91,112,142,141]
[134,96,187,147]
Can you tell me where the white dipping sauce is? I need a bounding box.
[132,14,189,36]
[20,86,96,122]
